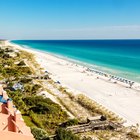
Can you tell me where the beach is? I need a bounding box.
[6,41,140,126]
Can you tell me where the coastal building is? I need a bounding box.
[0,85,34,140]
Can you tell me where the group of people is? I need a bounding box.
[86,68,135,88]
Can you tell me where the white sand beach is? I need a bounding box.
[6,41,140,126]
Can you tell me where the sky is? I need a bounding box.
[0,0,140,39]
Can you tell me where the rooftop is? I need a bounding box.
[0,85,34,140]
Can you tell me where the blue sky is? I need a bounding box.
[0,0,140,39]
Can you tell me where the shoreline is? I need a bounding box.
[10,40,140,84]
[9,41,140,86]
[6,41,140,126]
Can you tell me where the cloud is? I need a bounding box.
[47,25,140,32]
[1,25,140,39]
[40,25,140,39]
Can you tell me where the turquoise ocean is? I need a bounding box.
[12,40,140,83]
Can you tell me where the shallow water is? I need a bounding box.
[12,40,140,82]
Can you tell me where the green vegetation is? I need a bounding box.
[20,77,32,83]
[31,127,49,140]
[22,116,36,127]
[17,60,26,66]
[1,43,140,139]
[55,128,80,140]
[63,119,79,127]
[0,47,32,79]
[0,45,68,137]
[76,94,119,121]
[24,84,42,95]
[59,119,79,128]
[126,126,140,140]
[7,90,68,134]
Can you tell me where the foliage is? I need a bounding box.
[0,48,32,79]
[55,128,80,140]
[23,96,62,114]
[65,119,79,127]
[2,53,11,58]
[17,60,26,66]
[0,65,32,78]
[1,46,68,136]
[19,50,34,61]
[22,115,36,127]
[7,90,27,113]
[60,119,79,127]
[127,131,140,139]
[24,84,41,94]
[20,77,32,83]
[31,127,49,140]
[32,84,42,93]
[29,111,44,128]
[4,47,14,52]
[76,94,118,121]
[7,88,68,134]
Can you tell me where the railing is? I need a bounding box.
[11,120,23,134]
[5,107,24,134]
[66,120,123,134]
[5,107,13,115]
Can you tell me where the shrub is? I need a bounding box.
[32,84,41,93]
[24,84,41,94]
[2,53,10,58]
[20,78,32,83]
[29,111,44,128]
[17,60,26,66]
[60,119,79,127]
[65,119,79,127]
[55,128,80,140]
[24,96,62,114]
[31,127,49,140]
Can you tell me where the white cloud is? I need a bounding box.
[41,25,140,39]
[47,25,140,32]
[1,25,140,39]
